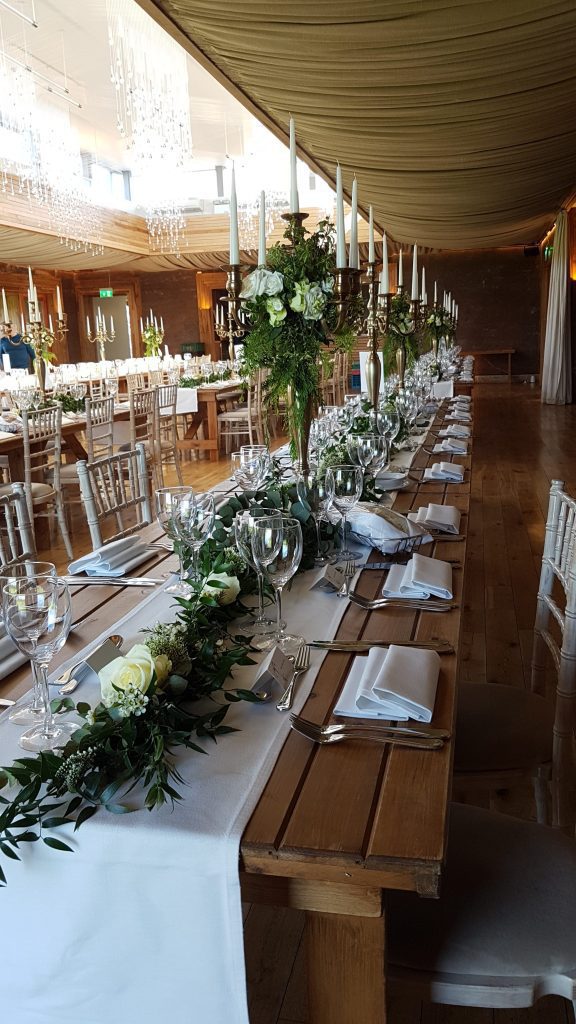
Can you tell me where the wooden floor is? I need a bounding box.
[34,383,576,1024]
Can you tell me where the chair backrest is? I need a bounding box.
[126,372,147,394]
[85,395,115,461]
[21,403,63,494]
[76,443,152,549]
[0,483,36,566]
[531,478,576,827]
[129,387,157,451]
[148,369,164,387]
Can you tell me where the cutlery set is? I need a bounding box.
[290,713,449,750]
[62,576,163,588]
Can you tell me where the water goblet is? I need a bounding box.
[171,491,216,581]
[155,486,195,596]
[378,404,401,446]
[346,433,380,469]
[0,561,57,725]
[252,516,303,655]
[233,506,283,649]
[325,464,363,561]
[3,577,73,751]
[231,450,267,491]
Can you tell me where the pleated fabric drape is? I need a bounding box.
[148,0,576,248]
[541,211,572,405]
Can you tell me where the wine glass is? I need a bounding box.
[171,491,216,580]
[346,433,382,469]
[231,449,267,491]
[155,486,195,596]
[325,464,363,560]
[252,516,303,654]
[296,469,331,566]
[3,577,73,751]
[378,404,401,446]
[234,507,283,650]
[0,561,57,724]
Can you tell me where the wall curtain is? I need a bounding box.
[541,211,571,405]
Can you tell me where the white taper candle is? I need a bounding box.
[411,244,418,301]
[229,165,240,265]
[349,177,358,270]
[335,164,346,269]
[289,117,299,214]
[398,249,403,289]
[2,289,8,323]
[420,266,426,303]
[56,286,63,319]
[258,190,266,266]
[379,232,389,294]
[368,206,374,263]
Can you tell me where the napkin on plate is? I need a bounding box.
[433,439,468,455]
[347,503,432,554]
[424,462,465,482]
[439,424,470,438]
[381,553,453,599]
[407,503,461,535]
[68,536,152,577]
[333,645,440,722]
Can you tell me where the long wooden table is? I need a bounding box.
[177,380,244,462]
[0,402,470,1023]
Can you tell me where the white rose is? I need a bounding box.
[265,296,287,326]
[99,643,156,708]
[240,268,284,299]
[201,571,241,606]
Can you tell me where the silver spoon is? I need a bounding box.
[55,634,123,695]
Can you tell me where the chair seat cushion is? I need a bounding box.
[388,803,576,978]
[59,464,80,482]
[455,683,554,773]
[29,482,54,500]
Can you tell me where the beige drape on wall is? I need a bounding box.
[541,211,571,405]
[142,0,576,249]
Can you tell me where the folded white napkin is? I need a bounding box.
[449,395,471,404]
[433,439,468,455]
[347,503,432,554]
[446,410,472,422]
[408,503,461,535]
[439,424,470,438]
[431,381,454,399]
[381,553,453,599]
[424,462,465,482]
[68,536,151,577]
[333,645,440,722]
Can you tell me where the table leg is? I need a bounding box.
[205,398,220,462]
[306,911,386,1023]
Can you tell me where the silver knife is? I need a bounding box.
[62,576,161,587]
[308,639,454,653]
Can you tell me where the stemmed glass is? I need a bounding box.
[378,404,401,448]
[325,464,363,560]
[3,577,73,751]
[0,561,57,725]
[252,516,303,654]
[346,433,387,471]
[171,491,216,581]
[231,449,267,491]
[234,506,283,650]
[155,486,195,596]
[296,469,331,566]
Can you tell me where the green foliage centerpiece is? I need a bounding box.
[240,216,356,473]
[383,291,419,384]
[425,304,455,360]
[142,322,163,358]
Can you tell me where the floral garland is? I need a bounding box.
[180,369,233,388]
[239,219,357,455]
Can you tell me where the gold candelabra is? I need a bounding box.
[214,264,247,361]
[87,311,115,363]
[361,260,392,416]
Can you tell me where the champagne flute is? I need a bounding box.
[155,486,195,596]
[252,516,303,654]
[3,577,73,751]
[234,506,283,649]
[325,464,363,560]
[171,491,216,581]
[296,469,331,566]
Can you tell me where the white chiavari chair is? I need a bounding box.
[387,801,576,1018]
[121,387,159,488]
[76,444,152,549]
[155,383,183,486]
[454,478,576,829]
[0,483,36,566]
[126,372,147,395]
[217,372,266,452]
[2,403,73,559]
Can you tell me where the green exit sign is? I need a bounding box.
[99,288,114,298]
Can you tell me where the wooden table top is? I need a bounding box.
[0,404,470,901]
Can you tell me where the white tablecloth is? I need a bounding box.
[0,556,365,1024]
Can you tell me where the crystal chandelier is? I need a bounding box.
[0,45,104,255]
[107,0,192,254]
[237,189,289,251]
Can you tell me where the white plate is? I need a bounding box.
[376,471,408,491]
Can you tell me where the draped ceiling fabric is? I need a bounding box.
[138,0,576,249]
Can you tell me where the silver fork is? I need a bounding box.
[336,559,357,598]
[276,645,311,712]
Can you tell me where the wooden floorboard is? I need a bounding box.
[27,383,576,1024]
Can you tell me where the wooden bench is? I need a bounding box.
[461,348,515,381]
